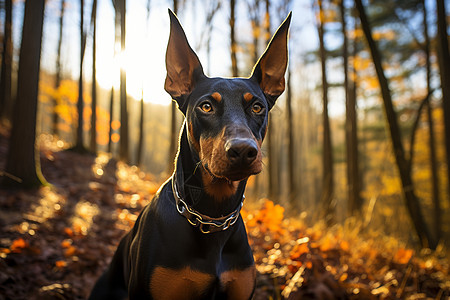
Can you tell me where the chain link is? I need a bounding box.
[172,177,244,234]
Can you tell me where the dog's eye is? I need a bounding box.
[200,102,213,113]
[252,103,264,114]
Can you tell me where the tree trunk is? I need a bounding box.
[3,0,47,188]
[342,0,362,216]
[435,0,450,202]
[108,87,114,153]
[74,0,87,152]
[90,0,98,153]
[109,2,120,155]
[168,0,179,174]
[118,0,129,162]
[137,92,145,166]
[52,0,65,135]
[0,0,13,123]
[318,0,334,223]
[423,0,441,241]
[204,1,220,75]
[286,64,295,206]
[356,0,436,249]
[230,0,238,77]
[248,0,260,66]
[264,0,277,201]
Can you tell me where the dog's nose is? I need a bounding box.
[225,138,258,165]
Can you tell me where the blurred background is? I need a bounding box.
[1,0,449,250]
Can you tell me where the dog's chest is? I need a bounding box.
[149,265,255,299]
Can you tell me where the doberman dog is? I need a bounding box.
[89,9,291,300]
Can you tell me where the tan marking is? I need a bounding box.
[243,92,253,102]
[198,127,263,201]
[211,92,222,102]
[200,167,240,200]
[150,266,215,300]
[198,134,239,200]
[188,121,200,153]
[220,266,256,300]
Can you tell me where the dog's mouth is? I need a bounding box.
[202,163,258,183]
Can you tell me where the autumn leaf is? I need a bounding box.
[10,238,29,253]
[64,227,74,237]
[393,248,414,264]
[55,260,67,268]
[61,239,72,249]
[291,243,309,260]
[340,241,350,251]
[64,245,77,257]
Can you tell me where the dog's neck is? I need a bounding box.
[173,123,246,218]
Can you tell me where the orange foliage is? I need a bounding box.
[64,246,77,257]
[243,199,285,234]
[64,227,74,237]
[55,260,67,268]
[61,239,72,249]
[290,242,309,260]
[10,238,29,253]
[393,248,414,264]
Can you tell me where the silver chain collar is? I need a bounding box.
[171,176,244,234]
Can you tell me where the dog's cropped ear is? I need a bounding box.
[165,9,205,113]
[250,12,291,109]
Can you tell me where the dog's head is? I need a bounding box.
[165,10,291,199]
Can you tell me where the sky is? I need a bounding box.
[7,0,445,116]
[20,0,320,107]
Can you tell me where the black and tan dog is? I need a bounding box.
[89,9,291,300]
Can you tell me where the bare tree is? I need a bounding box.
[108,0,121,155]
[356,0,436,249]
[248,0,261,65]
[277,0,294,206]
[118,0,129,162]
[52,0,65,135]
[90,0,98,153]
[422,0,440,240]
[137,0,151,166]
[108,87,114,153]
[3,0,47,188]
[264,0,277,202]
[286,63,295,205]
[168,0,179,174]
[137,91,145,166]
[74,0,88,152]
[341,0,361,215]
[0,0,12,123]
[201,0,220,74]
[435,0,450,200]
[317,0,334,223]
[230,0,238,77]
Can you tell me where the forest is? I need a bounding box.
[0,0,449,299]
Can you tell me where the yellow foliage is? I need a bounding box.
[373,29,396,41]
[324,9,338,23]
[55,104,74,124]
[57,80,79,104]
[348,28,364,39]
[366,76,380,90]
[381,175,401,196]
[353,55,371,71]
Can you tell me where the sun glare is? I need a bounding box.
[95,4,171,106]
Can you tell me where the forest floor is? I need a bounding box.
[0,129,449,300]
